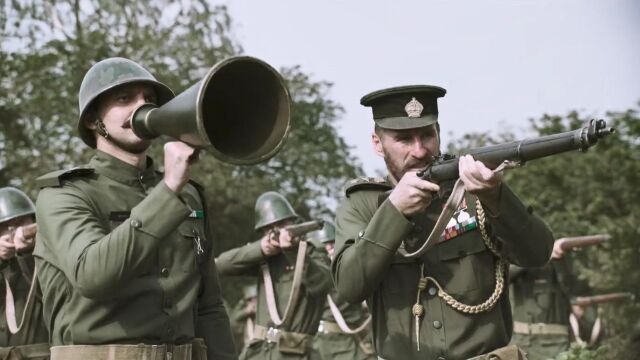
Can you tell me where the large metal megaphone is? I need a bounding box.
[130,56,291,165]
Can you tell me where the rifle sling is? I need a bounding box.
[398,160,517,259]
[261,241,307,327]
[326,295,371,334]
[3,264,38,335]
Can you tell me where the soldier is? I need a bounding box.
[331,85,554,360]
[0,187,49,360]
[509,241,581,359]
[216,191,332,359]
[307,221,376,360]
[33,58,236,360]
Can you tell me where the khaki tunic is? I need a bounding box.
[33,151,236,360]
[0,255,49,360]
[332,179,554,360]
[216,240,332,359]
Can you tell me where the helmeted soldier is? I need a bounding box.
[33,58,236,360]
[308,221,376,360]
[331,85,554,359]
[216,191,333,359]
[0,187,49,360]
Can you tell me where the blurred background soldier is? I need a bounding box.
[33,58,236,360]
[0,187,49,360]
[216,191,332,359]
[509,234,608,359]
[307,221,376,360]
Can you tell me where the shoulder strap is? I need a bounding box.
[35,167,94,188]
[344,177,391,197]
[326,295,372,334]
[4,264,38,335]
[261,241,307,327]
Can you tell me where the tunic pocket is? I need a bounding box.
[434,231,493,297]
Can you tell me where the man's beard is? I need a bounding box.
[383,150,439,182]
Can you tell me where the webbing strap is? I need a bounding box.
[4,266,38,335]
[261,241,307,327]
[326,295,372,334]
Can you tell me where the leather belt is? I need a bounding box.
[252,324,309,344]
[50,343,193,360]
[513,321,569,335]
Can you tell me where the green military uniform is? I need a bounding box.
[229,285,258,353]
[307,222,376,360]
[0,188,49,360]
[509,259,577,360]
[216,192,332,359]
[331,86,554,360]
[34,151,236,359]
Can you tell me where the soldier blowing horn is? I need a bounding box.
[129,56,291,165]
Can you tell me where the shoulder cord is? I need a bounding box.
[261,240,308,327]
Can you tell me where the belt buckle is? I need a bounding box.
[266,327,280,343]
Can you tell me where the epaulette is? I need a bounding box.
[344,176,392,197]
[35,166,95,188]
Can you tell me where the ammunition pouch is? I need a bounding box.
[252,325,310,355]
[467,344,528,360]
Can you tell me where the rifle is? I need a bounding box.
[272,220,324,238]
[557,234,610,251]
[417,119,614,183]
[571,292,634,307]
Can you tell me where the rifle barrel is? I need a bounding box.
[420,119,614,182]
[558,234,610,251]
[572,292,634,306]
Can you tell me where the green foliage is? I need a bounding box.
[1,0,361,301]
[448,105,640,355]
[554,344,608,360]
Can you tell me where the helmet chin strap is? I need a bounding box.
[95,119,110,140]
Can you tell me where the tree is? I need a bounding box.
[447,105,640,357]
[1,0,362,301]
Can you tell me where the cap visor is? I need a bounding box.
[374,115,438,130]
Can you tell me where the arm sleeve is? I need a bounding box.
[36,182,190,299]
[196,256,238,360]
[485,185,554,267]
[332,196,414,303]
[215,241,264,276]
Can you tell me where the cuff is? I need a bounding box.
[360,198,414,252]
[130,182,191,239]
[244,240,268,262]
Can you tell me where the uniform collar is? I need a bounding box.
[90,150,158,186]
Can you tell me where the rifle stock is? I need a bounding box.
[418,119,614,182]
[572,292,634,307]
[558,234,610,251]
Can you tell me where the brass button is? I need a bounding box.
[358,230,364,238]
[433,320,442,329]
[428,287,437,296]
[160,267,169,277]
[130,219,141,228]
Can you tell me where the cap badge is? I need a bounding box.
[405,97,424,118]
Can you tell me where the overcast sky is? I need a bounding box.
[226,0,639,175]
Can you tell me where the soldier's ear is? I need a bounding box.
[372,132,384,158]
[84,108,98,130]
